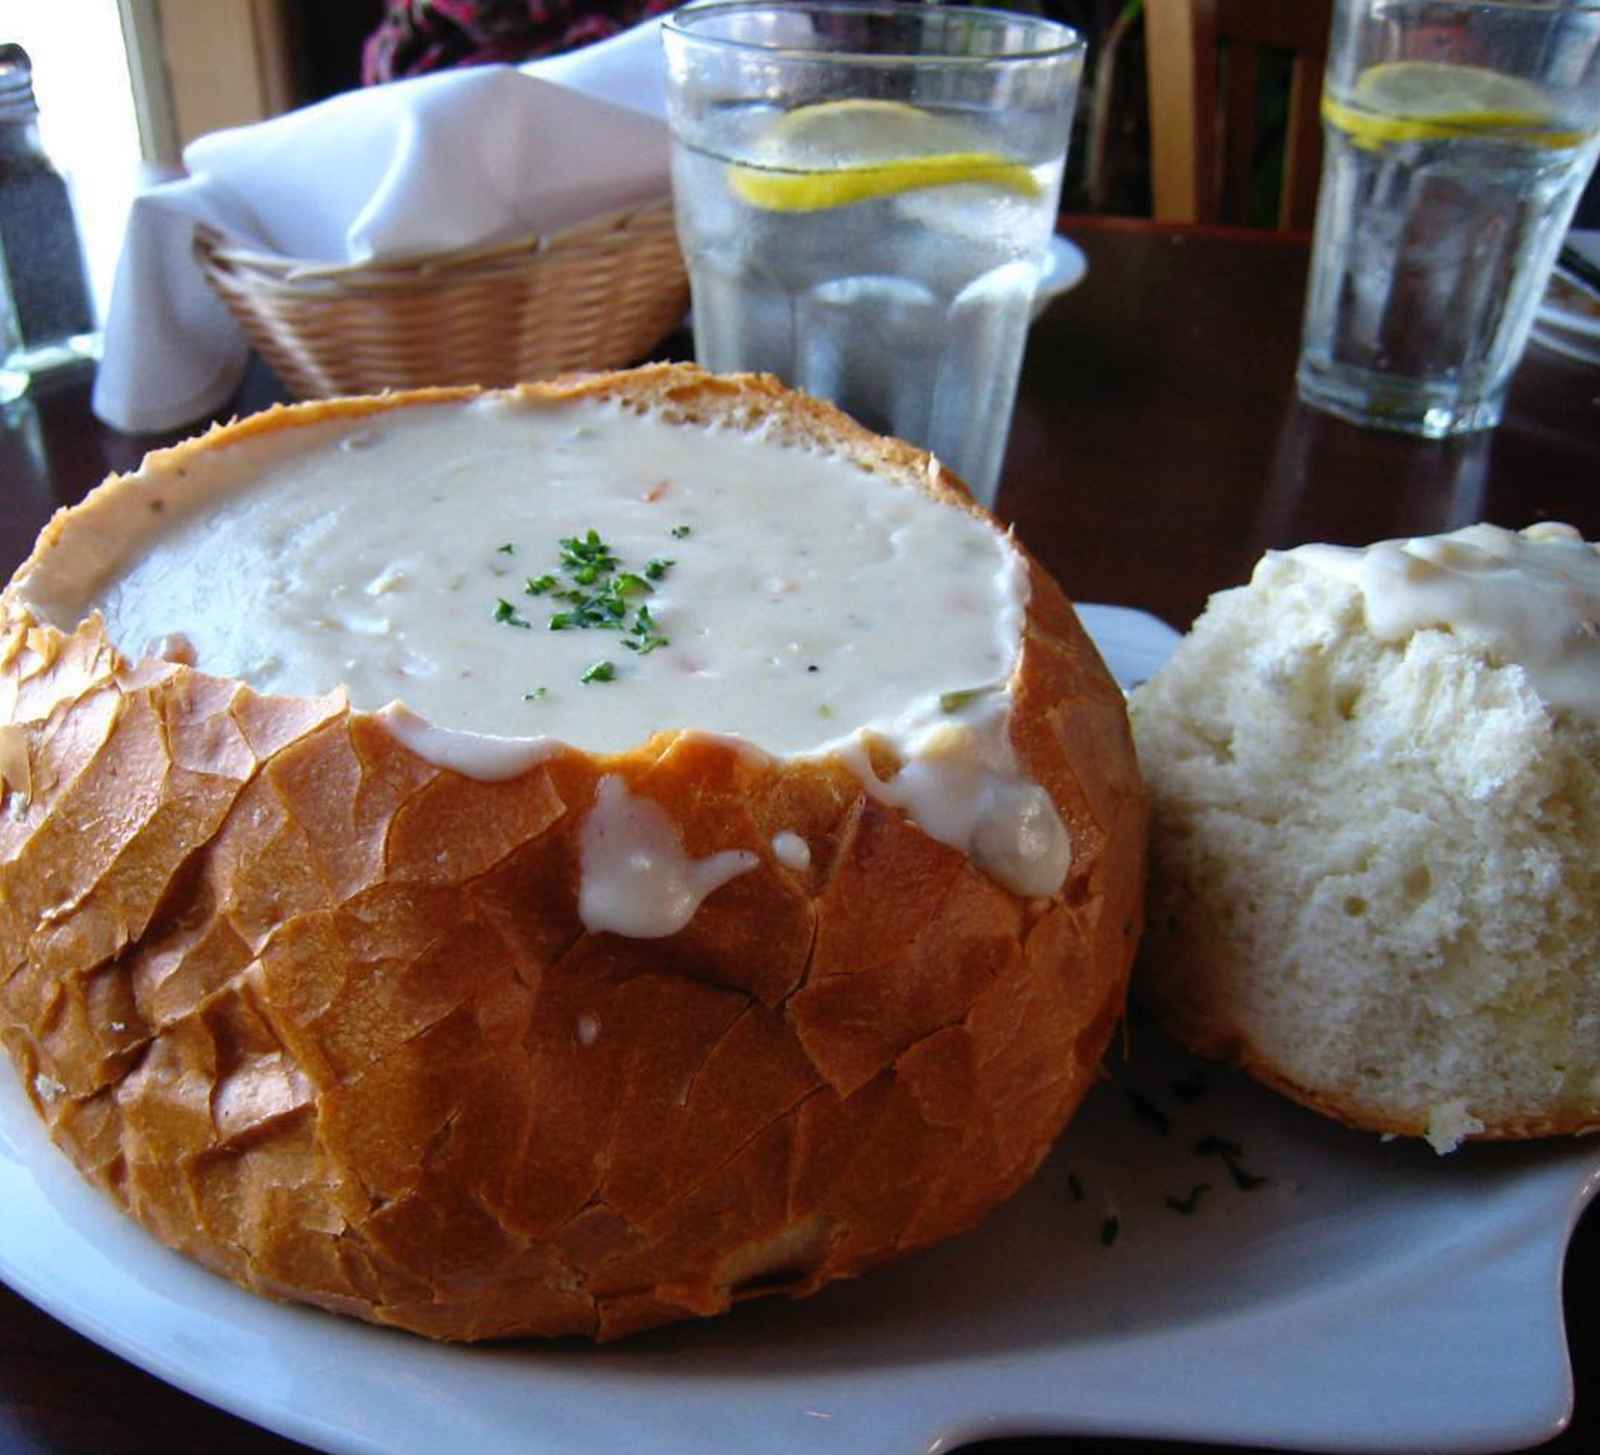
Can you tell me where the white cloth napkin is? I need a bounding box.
[91,19,673,434]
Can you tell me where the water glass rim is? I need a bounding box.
[661,0,1086,64]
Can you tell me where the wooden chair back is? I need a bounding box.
[1144,0,1333,231]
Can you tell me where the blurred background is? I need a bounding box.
[7,1,1149,328]
[6,0,1594,342]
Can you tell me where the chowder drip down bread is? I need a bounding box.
[1131,523,1600,1153]
[0,365,1146,1341]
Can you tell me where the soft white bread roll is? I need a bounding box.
[0,364,1145,1340]
[1131,523,1600,1152]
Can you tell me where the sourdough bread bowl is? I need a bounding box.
[0,364,1146,1341]
[1130,524,1600,1152]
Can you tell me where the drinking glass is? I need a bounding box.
[661,1,1084,507]
[1297,0,1600,438]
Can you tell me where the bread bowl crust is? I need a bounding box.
[0,364,1145,1341]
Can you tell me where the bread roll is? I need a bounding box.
[0,364,1145,1340]
[1131,523,1600,1152]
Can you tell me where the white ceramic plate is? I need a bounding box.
[3,605,1597,1455]
[1531,323,1600,367]
[1540,262,1600,339]
[1532,242,1600,365]
[1031,233,1089,320]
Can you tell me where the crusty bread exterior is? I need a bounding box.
[0,364,1145,1340]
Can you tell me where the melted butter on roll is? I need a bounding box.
[15,389,1070,917]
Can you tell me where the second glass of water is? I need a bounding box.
[1297,0,1600,439]
[661,2,1084,508]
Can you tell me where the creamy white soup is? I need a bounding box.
[15,391,1073,915]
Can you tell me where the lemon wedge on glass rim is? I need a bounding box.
[1321,60,1587,149]
[727,98,1041,212]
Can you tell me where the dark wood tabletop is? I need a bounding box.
[0,213,1596,1455]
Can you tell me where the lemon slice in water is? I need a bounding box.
[727,98,1040,212]
[1321,60,1586,149]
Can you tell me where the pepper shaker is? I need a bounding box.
[1,42,98,403]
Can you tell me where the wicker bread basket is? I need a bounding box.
[194,199,690,399]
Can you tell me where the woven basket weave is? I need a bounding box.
[194,199,690,400]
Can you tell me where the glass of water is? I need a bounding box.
[661,2,1084,508]
[1297,0,1600,439]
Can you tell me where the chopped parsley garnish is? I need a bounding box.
[523,687,548,701]
[1066,1171,1085,1203]
[560,529,620,582]
[1165,1183,1213,1215]
[492,527,678,685]
[494,598,532,629]
[1099,1215,1121,1248]
[670,524,691,539]
[1195,1135,1268,1191]
[497,542,517,555]
[1126,1088,1172,1136]
[623,603,669,655]
[939,684,998,714]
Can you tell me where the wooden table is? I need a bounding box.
[1,215,1596,1455]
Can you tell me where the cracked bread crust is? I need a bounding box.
[0,365,1145,1341]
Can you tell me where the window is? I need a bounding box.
[9,1,318,322]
